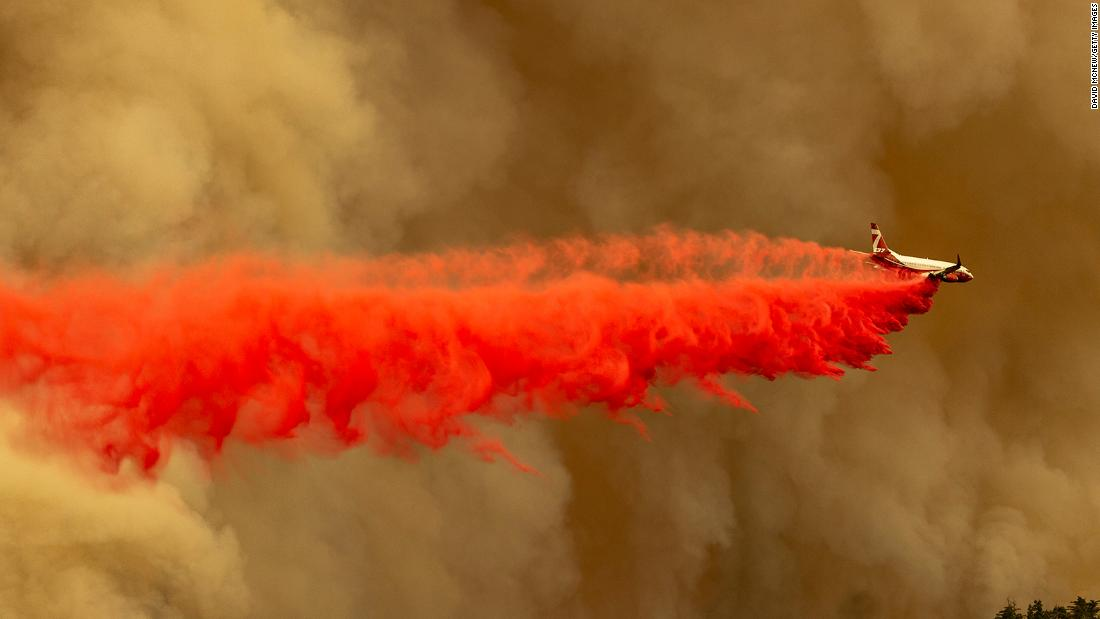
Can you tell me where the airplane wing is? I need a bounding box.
[931,254,963,278]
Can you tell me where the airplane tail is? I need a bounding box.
[870,223,891,254]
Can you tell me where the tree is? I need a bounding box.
[996,601,1024,619]
[1070,596,1100,619]
[996,597,1100,618]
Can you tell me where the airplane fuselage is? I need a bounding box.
[852,250,974,283]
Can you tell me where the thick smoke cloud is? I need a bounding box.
[860,0,1027,133]
[0,0,1097,618]
[0,1,366,263]
[0,412,247,618]
[210,422,577,618]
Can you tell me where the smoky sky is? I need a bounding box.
[0,1,1098,618]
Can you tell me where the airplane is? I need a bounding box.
[852,223,974,283]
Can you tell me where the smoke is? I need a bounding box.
[860,0,1027,133]
[0,410,247,619]
[0,0,1096,618]
[209,420,578,618]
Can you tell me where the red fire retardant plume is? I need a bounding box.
[0,229,937,472]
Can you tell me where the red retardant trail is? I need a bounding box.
[0,229,937,472]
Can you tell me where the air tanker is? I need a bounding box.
[852,223,974,283]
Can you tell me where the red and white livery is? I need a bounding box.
[853,223,974,283]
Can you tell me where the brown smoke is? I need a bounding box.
[0,0,1097,617]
